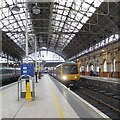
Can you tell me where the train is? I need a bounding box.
[0,67,20,86]
[49,62,80,87]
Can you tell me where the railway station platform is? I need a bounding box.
[80,75,120,92]
[1,74,109,119]
[81,75,120,84]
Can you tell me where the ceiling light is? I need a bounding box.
[101,49,105,52]
[11,4,20,12]
[32,4,40,14]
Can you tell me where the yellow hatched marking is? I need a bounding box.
[48,80,64,120]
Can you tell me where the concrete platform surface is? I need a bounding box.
[1,74,109,119]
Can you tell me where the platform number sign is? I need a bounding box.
[21,63,34,77]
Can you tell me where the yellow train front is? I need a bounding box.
[55,62,80,87]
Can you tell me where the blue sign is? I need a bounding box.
[21,63,34,77]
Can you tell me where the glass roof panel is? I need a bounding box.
[70,13,76,19]
[76,12,83,21]
[88,6,96,13]
[2,19,9,26]
[72,21,78,27]
[57,9,63,14]
[63,9,69,16]
[81,16,89,23]
[77,23,83,29]
[86,12,92,17]
[6,33,11,36]
[82,2,90,10]
[66,0,73,7]
[58,5,64,10]
[61,16,66,21]
[93,0,104,7]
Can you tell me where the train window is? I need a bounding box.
[0,70,2,74]
[63,65,78,74]
[11,70,13,73]
[2,69,6,74]
[6,70,8,73]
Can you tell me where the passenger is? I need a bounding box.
[90,70,93,76]
[90,70,98,76]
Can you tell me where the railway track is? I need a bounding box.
[1,77,19,86]
[49,74,120,119]
[71,81,120,119]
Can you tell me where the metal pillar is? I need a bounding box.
[7,54,9,65]
[25,0,28,63]
[35,36,38,82]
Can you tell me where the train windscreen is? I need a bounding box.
[63,65,78,74]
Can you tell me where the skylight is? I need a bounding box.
[0,0,103,54]
[52,0,103,50]
[0,0,33,50]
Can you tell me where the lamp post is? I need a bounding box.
[25,0,28,63]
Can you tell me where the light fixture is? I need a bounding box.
[63,76,67,80]
[101,49,105,52]
[74,76,78,79]
[11,4,20,12]
[32,3,40,14]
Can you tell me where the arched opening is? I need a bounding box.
[82,66,85,72]
[80,65,85,75]
[103,60,107,72]
[80,64,82,72]
[23,50,65,62]
[113,59,116,72]
[86,64,89,72]
[90,64,94,71]
[96,61,100,72]
[111,58,116,77]
[23,50,65,72]
[90,62,94,71]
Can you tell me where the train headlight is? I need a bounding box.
[74,76,77,79]
[63,76,67,80]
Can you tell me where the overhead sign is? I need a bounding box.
[21,63,34,77]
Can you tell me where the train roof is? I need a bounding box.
[0,67,20,70]
[56,62,77,68]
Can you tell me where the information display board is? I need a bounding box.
[21,63,34,77]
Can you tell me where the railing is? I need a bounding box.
[17,74,35,101]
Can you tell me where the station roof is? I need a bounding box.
[0,0,119,60]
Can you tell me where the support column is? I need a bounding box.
[35,36,38,82]
[25,1,28,63]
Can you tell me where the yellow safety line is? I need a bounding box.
[48,80,64,120]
